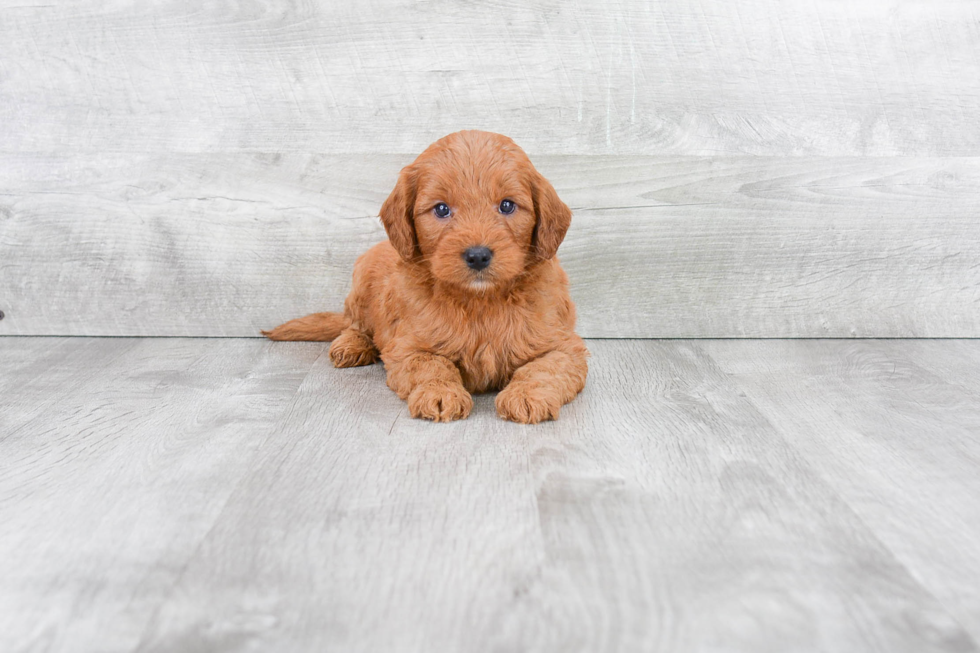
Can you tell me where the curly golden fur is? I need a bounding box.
[263,130,588,423]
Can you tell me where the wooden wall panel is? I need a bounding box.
[2,1,978,337]
[2,153,978,337]
[1,0,978,156]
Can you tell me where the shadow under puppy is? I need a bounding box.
[263,130,588,423]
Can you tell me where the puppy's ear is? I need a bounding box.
[530,170,572,260]
[380,165,420,261]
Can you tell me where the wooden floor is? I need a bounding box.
[1,337,979,653]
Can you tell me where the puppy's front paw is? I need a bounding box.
[496,382,561,424]
[408,383,473,422]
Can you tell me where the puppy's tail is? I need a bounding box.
[261,312,350,341]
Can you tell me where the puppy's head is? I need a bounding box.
[380,130,571,292]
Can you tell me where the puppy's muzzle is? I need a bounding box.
[463,246,493,271]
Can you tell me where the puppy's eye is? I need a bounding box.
[498,199,516,215]
[433,203,452,219]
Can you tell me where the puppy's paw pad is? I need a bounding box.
[496,383,560,424]
[408,383,473,422]
[329,332,378,368]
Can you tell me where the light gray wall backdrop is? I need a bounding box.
[1,0,978,337]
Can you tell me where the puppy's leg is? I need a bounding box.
[329,328,378,368]
[262,312,349,341]
[385,352,473,422]
[496,337,589,424]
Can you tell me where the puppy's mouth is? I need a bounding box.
[460,265,494,287]
[467,276,494,291]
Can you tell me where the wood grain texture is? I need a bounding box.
[0,337,322,652]
[1,0,979,156]
[2,153,979,338]
[703,339,980,643]
[2,337,979,651]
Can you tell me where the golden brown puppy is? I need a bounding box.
[263,130,588,423]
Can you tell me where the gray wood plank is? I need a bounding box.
[2,154,978,338]
[23,338,955,653]
[4,338,980,650]
[2,1,979,156]
[0,337,105,395]
[882,339,980,394]
[0,337,323,653]
[702,339,980,643]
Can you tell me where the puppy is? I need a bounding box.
[263,130,588,423]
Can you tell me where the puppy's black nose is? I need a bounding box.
[463,246,493,271]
